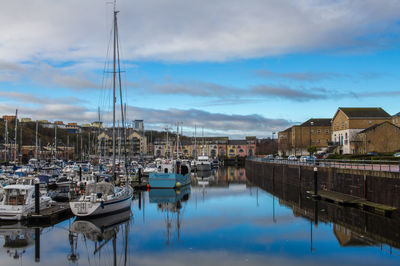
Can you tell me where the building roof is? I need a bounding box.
[228,140,246,145]
[358,121,400,134]
[338,107,391,119]
[393,112,400,117]
[301,118,331,127]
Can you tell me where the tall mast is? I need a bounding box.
[112,8,119,178]
[35,120,38,159]
[4,119,7,162]
[97,107,101,160]
[176,123,179,160]
[54,124,57,160]
[194,124,197,159]
[14,109,18,163]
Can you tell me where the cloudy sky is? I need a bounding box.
[0,0,400,138]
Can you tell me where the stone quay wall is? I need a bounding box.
[245,160,400,209]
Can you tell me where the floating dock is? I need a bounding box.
[308,190,397,217]
[26,202,72,226]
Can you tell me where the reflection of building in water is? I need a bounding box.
[149,187,191,245]
[333,224,376,247]
[227,167,247,183]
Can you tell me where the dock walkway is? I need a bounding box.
[26,202,72,225]
[309,190,397,217]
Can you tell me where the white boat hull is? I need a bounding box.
[0,199,51,221]
[70,187,133,217]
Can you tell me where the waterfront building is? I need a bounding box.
[2,115,16,123]
[331,107,391,154]
[392,112,400,127]
[352,121,400,154]
[20,117,32,123]
[278,118,331,156]
[152,136,254,159]
[97,128,147,157]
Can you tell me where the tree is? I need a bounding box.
[307,145,317,155]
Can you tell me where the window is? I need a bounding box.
[310,129,314,134]
[369,120,372,124]
[317,139,321,144]
[345,121,347,128]
[341,122,344,129]
[317,129,321,134]
[326,129,329,134]
[326,139,329,144]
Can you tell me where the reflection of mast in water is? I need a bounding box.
[69,209,131,265]
[150,187,190,245]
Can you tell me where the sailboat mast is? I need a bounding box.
[55,124,57,160]
[176,123,179,160]
[4,119,7,162]
[14,109,17,163]
[112,9,118,179]
[35,120,38,159]
[194,124,197,159]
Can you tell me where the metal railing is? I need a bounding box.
[248,157,400,173]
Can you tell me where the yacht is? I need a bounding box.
[195,155,211,171]
[69,182,133,217]
[0,184,52,220]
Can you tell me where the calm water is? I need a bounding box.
[0,167,399,266]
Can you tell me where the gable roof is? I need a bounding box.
[301,118,331,127]
[393,112,400,117]
[358,121,400,134]
[338,107,391,119]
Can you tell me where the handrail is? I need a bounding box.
[247,157,400,173]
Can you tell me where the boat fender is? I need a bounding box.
[176,182,181,188]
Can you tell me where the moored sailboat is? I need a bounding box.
[70,4,132,217]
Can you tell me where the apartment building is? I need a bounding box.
[331,107,391,154]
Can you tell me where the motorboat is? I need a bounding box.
[69,182,133,217]
[0,184,52,220]
[195,155,211,171]
[143,163,158,176]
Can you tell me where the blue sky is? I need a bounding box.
[0,0,400,138]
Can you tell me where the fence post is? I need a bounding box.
[313,167,318,197]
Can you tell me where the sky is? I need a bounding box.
[0,0,400,138]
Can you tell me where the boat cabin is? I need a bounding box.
[2,185,34,206]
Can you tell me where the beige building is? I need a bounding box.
[392,112,400,127]
[331,107,391,154]
[278,118,331,156]
[353,122,400,154]
[98,128,147,156]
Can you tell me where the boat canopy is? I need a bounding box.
[86,182,114,196]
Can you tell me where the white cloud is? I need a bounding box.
[0,0,399,63]
[0,92,292,137]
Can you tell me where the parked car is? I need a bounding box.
[394,152,400,158]
[306,155,317,163]
[275,155,283,160]
[367,152,378,156]
[288,155,297,161]
[299,156,307,162]
[263,154,274,161]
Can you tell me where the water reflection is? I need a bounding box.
[0,167,399,265]
[68,209,131,265]
[149,186,191,245]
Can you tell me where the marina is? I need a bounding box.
[0,166,399,265]
[0,0,399,265]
